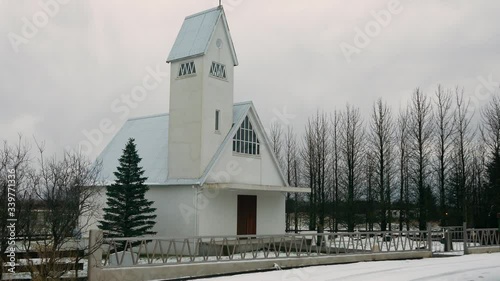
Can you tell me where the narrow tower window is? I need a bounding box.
[215,110,220,131]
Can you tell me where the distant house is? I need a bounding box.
[87,6,309,238]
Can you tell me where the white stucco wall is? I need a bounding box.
[84,185,198,238]
[167,56,205,179]
[81,187,107,236]
[148,186,197,238]
[196,188,286,236]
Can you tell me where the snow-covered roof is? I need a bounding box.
[166,6,238,66]
[97,102,251,186]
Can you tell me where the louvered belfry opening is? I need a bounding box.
[178,61,196,77]
[210,62,227,79]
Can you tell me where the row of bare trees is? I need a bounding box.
[0,136,101,280]
[270,86,500,232]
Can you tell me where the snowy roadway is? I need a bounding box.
[194,253,500,281]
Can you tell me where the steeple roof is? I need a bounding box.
[167,6,239,66]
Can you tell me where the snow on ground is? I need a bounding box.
[194,253,500,281]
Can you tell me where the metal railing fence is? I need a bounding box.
[98,230,431,267]
[466,228,500,248]
[85,225,499,270]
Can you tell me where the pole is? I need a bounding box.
[427,222,432,252]
[463,222,468,255]
[88,229,103,281]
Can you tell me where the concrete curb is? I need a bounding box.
[94,251,432,281]
[467,246,500,255]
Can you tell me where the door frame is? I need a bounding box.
[237,195,257,235]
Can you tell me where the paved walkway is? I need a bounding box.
[194,253,500,281]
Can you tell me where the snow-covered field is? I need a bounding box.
[194,253,500,281]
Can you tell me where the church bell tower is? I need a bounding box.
[166,6,239,180]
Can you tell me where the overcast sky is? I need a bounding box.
[1,0,499,159]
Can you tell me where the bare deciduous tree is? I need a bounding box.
[396,107,411,230]
[340,104,365,232]
[331,110,341,232]
[269,121,284,169]
[284,126,299,232]
[433,85,453,225]
[449,88,474,225]
[481,94,500,164]
[369,98,394,231]
[302,112,330,230]
[0,136,30,280]
[303,119,316,230]
[409,89,434,230]
[364,151,376,231]
[34,142,102,249]
[1,136,102,280]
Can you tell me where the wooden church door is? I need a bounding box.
[237,195,257,235]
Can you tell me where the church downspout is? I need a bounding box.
[193,184,199,237]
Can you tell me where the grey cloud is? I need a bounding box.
[1,0,499,157]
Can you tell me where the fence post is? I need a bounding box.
[444,229,452,252]
[463,222,468,255]
[427,222,432,252]
[88,229,103,281]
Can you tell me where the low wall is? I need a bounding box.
[94,251,432,281]
[467,246,500,255]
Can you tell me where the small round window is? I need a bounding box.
[216,39,223,49]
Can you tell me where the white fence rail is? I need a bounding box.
[85,225,499,279]
[98,230,432,267]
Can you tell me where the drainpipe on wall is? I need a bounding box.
[193,184,199,237]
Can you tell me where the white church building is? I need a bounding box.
[91,6,309,238]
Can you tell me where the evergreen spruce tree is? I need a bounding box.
[99,138,157,238]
